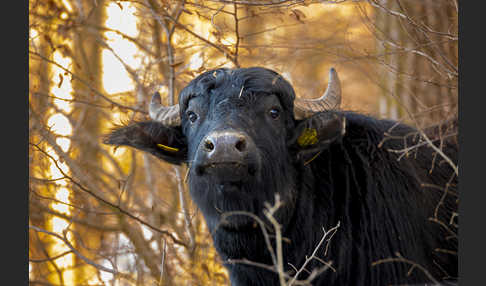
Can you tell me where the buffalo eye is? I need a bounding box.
[268,108,280,119]
[187,111,198,123]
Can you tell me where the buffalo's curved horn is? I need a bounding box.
[149,92,181,126]
[294,68,342,120]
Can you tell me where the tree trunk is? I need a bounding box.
[70,0,107,282]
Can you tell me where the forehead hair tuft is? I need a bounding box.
[179,67,296,114]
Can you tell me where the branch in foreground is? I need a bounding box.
[29,50,147,114]
[287,221,340,285]
[372,252,439,285]
[29,140,187,247]
[222,194,339,285]
[29,225,136,283]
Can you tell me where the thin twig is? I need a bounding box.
[159,238,167,286]
[29,225,136,283]
[174,166,196,250]
[288,222,340,285]
[372,252,440,284]
[233,1,240,68]
[29,250,73,263]
[367,0,458,40]
[29,50,146,114]
[30,141,187,247]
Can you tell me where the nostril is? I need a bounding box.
[235,138,246,152]
[204,140,215,152]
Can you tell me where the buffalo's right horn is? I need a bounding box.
[149,92,181,126]
[294,68,342,120]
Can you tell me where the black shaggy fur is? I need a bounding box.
[104,67,458,285]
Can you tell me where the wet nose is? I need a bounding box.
[203,131,249,161]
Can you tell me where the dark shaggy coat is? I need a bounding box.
[104,67,458,286]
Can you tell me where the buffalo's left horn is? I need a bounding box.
[294,68,342,120]
[149,92,181,126]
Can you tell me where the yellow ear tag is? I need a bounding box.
[297,128,318,147]
[157,144,179,152]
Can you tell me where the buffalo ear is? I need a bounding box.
[103,121,187,165]
[289,112,346,162]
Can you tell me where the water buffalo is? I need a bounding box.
[104,67,458,285]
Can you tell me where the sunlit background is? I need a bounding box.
[29,0,457,285]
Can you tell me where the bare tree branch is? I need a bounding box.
[29,225,136,283]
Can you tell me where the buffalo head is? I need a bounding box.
[104,67,345,241]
